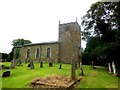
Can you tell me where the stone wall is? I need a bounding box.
[59,22,81,63]
[14,42,59,63]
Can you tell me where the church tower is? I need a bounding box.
[59,21,81,63]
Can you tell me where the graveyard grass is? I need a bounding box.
[1,62,119,88]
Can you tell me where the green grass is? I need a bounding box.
[1,62,80,88]
[1,62,119,88]
[77,66,119,88]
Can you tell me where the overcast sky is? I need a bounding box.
[0,0,98,53]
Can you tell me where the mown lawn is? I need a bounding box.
[1,62,80,88]
[0,62,119,88]
[77,65,119,88]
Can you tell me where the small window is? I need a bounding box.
[36,48,40,58]
[46,47,51,58]
[27,49,30,58]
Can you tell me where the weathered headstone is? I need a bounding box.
[2,71,10,77]
[17,60,22,66]
[79,65,84,76]
[112,62,117,76]
[91,61,95,69]
[30,61,34,69]
[59,64,62,69]
[27,63,30,67]
[49,62,53,67]
[10,59,16,68]
[108,63,112,73]
[40,61,43,68]
[71,59,76,80]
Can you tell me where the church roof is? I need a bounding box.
[14,41,59,48]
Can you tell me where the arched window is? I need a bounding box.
[46,47,51,58]
[27,49,30,58]
[36,48,40,58]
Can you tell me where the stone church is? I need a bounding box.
[13,21,81,63]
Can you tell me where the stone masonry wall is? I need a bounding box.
[14,43,59,63]
[59,22,81,63]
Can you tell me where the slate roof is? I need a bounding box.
[14,41,59,48]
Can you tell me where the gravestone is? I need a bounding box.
[40,61,43,68]
[27,63,30,67]
[79,65,84,76]
[108,63,112,73]
[30,61,34,69]
[91,61,95,69]
[10,59,16,68]
[49,62,53,67]
[112,62,117,76]
[59,64,62,69]
[18,60,22,66]
[2,71,10,77]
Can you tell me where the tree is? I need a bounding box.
[14,48,20,65]
[81,1,120,73]
[2,53,8,61]
[82,2,120,41]
[12,38,32,47]
[15,48,20,60]
[84,37,107,69]
[11,38,32,59]
[10,38,32,67]
[7,50,13,62]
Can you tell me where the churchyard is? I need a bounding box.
[1,62,81,88]
[0,62,119,88]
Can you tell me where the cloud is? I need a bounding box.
[0,0,98,53]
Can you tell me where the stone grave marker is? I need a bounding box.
[2,71,10,77]
[40,61,43,68]
[30,61,34,69]
[59,64,62,69]
[49,62,53,67]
